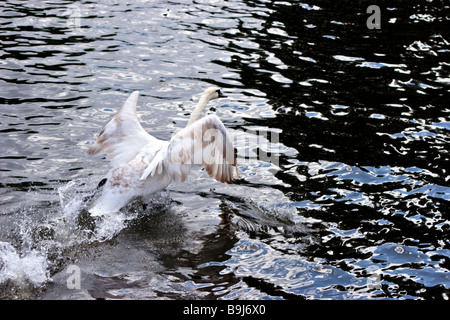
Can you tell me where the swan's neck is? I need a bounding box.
[186,94,210,127]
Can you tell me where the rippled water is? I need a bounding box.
[1,0,449,300]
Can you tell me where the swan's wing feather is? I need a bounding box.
[139,144,169,181]
[87,91,158,168]
[165,114,237,183]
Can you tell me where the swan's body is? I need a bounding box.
[86,87,237,216]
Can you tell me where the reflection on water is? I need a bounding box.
[1,0,449,299]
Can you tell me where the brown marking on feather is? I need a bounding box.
[107,155,148,191]
[87,125,110,156]
[167,115,238,184]
[200,118,237,184]
[87,144,101,156]
[98,127,106,138]
[97,134,108,144]
[113,114,123,126]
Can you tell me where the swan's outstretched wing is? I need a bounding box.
[140,114,238,183]
[87,91,159,168]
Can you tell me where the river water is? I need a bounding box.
[0,0,449,300]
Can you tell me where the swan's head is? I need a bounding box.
[187,87,227,126]
[202,86,227,101]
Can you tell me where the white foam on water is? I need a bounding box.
[0,241,50,287]
[94,211,131,241]
[58,179,87,222]
[1,178,170,297]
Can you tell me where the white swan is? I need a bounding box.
[86,87,238,216]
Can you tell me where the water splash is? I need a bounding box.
[0,178,170,298]
[0,241,50,299]
[0,242,49,285]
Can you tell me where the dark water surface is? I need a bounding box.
[1,0,449,300]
